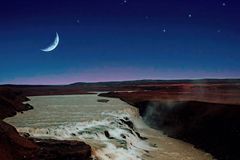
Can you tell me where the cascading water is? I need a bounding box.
[5,94,213,160]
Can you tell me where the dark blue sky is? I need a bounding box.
[0,0,240,84]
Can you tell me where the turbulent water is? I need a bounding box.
[5,94,213,160]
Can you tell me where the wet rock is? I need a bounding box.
[20,132,31,138]
[24,103,34,110]
[97,99,109,103]
[120,134,126,139]
[29,138,91,160]
[71,133,76,136]
[104,130,114,139]
[120,119,134,129]
[135,131,148,140]
[124,128,134,135]
[123,117,129,121]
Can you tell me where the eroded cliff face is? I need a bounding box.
[135,100,240,160]
[0,121,38,160]
[99,87,240,160]
[0,88,91,160]
[0,88,32,119]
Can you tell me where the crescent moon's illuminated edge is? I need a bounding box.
[41,32,59,52]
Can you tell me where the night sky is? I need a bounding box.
[0,0,240,84]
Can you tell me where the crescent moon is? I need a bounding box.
[41,32,59,52]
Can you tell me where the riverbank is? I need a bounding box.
[0,88,91,160]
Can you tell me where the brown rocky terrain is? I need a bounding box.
[0,87,91,160]
[99,80,240,160]
[1,79,240,160]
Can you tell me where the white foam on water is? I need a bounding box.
[18,109,156,160]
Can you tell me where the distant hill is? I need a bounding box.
[70,78,240,86]
[1,78,240,96]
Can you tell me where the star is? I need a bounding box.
[76,19,80,24]
[121,0,127,5]
[145,16,149,19]
[217,29,221,33]
[162,29,166,33]
[222,2,226,6]
[188,14,192,18]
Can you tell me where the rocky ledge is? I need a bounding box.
[0,87,91,160]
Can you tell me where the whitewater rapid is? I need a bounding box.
[5,94,213,160]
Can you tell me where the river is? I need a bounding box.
[5,94,213,160]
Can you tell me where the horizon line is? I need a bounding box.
[1,77,240,86]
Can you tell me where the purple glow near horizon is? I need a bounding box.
[3,67,239,85]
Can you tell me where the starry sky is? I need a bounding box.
[0,0,240,84]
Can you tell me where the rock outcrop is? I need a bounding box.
[28,138,91,160]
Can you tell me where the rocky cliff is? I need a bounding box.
[99,83,240,160]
